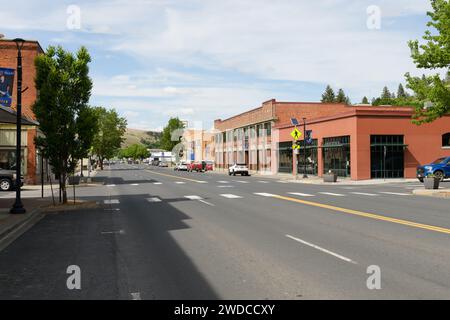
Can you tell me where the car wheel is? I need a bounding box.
[0,178,12,191]
[434,170,444,182]
[228,171,232,176]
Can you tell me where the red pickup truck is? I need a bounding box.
[188,161,213,172]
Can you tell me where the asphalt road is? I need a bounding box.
[0,164,449,299]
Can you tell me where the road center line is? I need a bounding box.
[269,194,450,235]
[286,234,357,264]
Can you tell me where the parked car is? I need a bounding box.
[188,161,213,172]
[0,169,24,191]
[174,161,188,171]
[228,163,249,176]
[158,162,169,167]
[417,156,450,182]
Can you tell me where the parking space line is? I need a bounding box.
[286,234,357,264]
[319,192,346,197]
[220,194,243,199]
[288,192,315,197]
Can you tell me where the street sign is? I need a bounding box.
[292,144,301,149]
[290,118,299,126]
[290,128,302,140]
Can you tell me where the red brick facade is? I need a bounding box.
[0,40,43,184]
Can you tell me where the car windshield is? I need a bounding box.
[431,157,446,164]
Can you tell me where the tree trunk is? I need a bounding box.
[62,172,67,204]
[100,157,104,170]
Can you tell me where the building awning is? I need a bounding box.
[0,106,39,126]
[321,143,350,148]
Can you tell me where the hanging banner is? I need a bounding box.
[0,68,15,107]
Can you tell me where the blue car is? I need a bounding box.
[416,156,450,182]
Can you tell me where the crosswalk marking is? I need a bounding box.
[288,192,315,197]
[220,194,243,199]
[184,195,203,200]
[379,192,411,196]
[254,193,276,197]
[104,199,120,204]
[147,197,162,203]
[319,192,345,197]
[350,192,378,196]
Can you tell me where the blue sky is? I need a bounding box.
[0,0,434,131]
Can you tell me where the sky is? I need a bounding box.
[0,0,434,131]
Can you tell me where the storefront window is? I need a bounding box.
[322,136,350,177]
[297,139,318,175]
[370,135,405,178]
[278,142,293,173]
[0,149,26,173]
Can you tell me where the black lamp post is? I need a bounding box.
[302,117,308,179]
[10,38,26,214]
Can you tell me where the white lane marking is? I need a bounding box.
[130,184,139,186]
[233,180,249,184]
[130,292,141,300]
[199,200,215,206]
[217,185,234,188]
[184,195,203,200]
[153,182,163,185]
[350,192,378,196]
[196,181,208,184]
[101,230,125,235]
[379,192,411,196]
[286,234,356,264]
[104,199,120,204]
[254,193,276,197]
[147,197,162,203]
[220,194,243,199]
[319,192,346,197]
[106,184,116,187]
[288,192,315,197]
[258,181,270,184]
[217,181,230,184]
[175,182,186,184]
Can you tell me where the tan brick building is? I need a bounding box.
[0,39,44,184]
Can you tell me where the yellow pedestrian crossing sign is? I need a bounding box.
[291,128,302,140]
[292,144,301,149]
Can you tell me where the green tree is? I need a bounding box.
[335,89,350,104]
[381,86,392,100]
[33,46,94,204]
[405,0,450,123]
[397,84,408,98]
[321,85,336,103]
[361,96,370,104]
[92,107,127,170]
[160,117,185,151]
[121,144,150,160]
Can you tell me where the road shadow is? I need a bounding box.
[0,193,219,300]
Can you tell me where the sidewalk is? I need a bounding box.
[211,168,418,185]
[0,197,51,251]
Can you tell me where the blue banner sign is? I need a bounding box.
[0,68,15,107]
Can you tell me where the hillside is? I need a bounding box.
[122,128,162,148]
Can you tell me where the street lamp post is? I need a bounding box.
[302,117,308,179]
[10,38,26,214]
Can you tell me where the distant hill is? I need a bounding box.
[122,128,162,148]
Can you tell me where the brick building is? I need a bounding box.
[0,39,44,184]
[214,99,450,180]
[213,99,349,174]
[181,129,215,162]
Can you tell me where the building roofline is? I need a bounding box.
[274,106,422,129]
[0,38,44,53]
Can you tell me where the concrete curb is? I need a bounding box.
[412,189,450,198]
[0,208,45,252]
